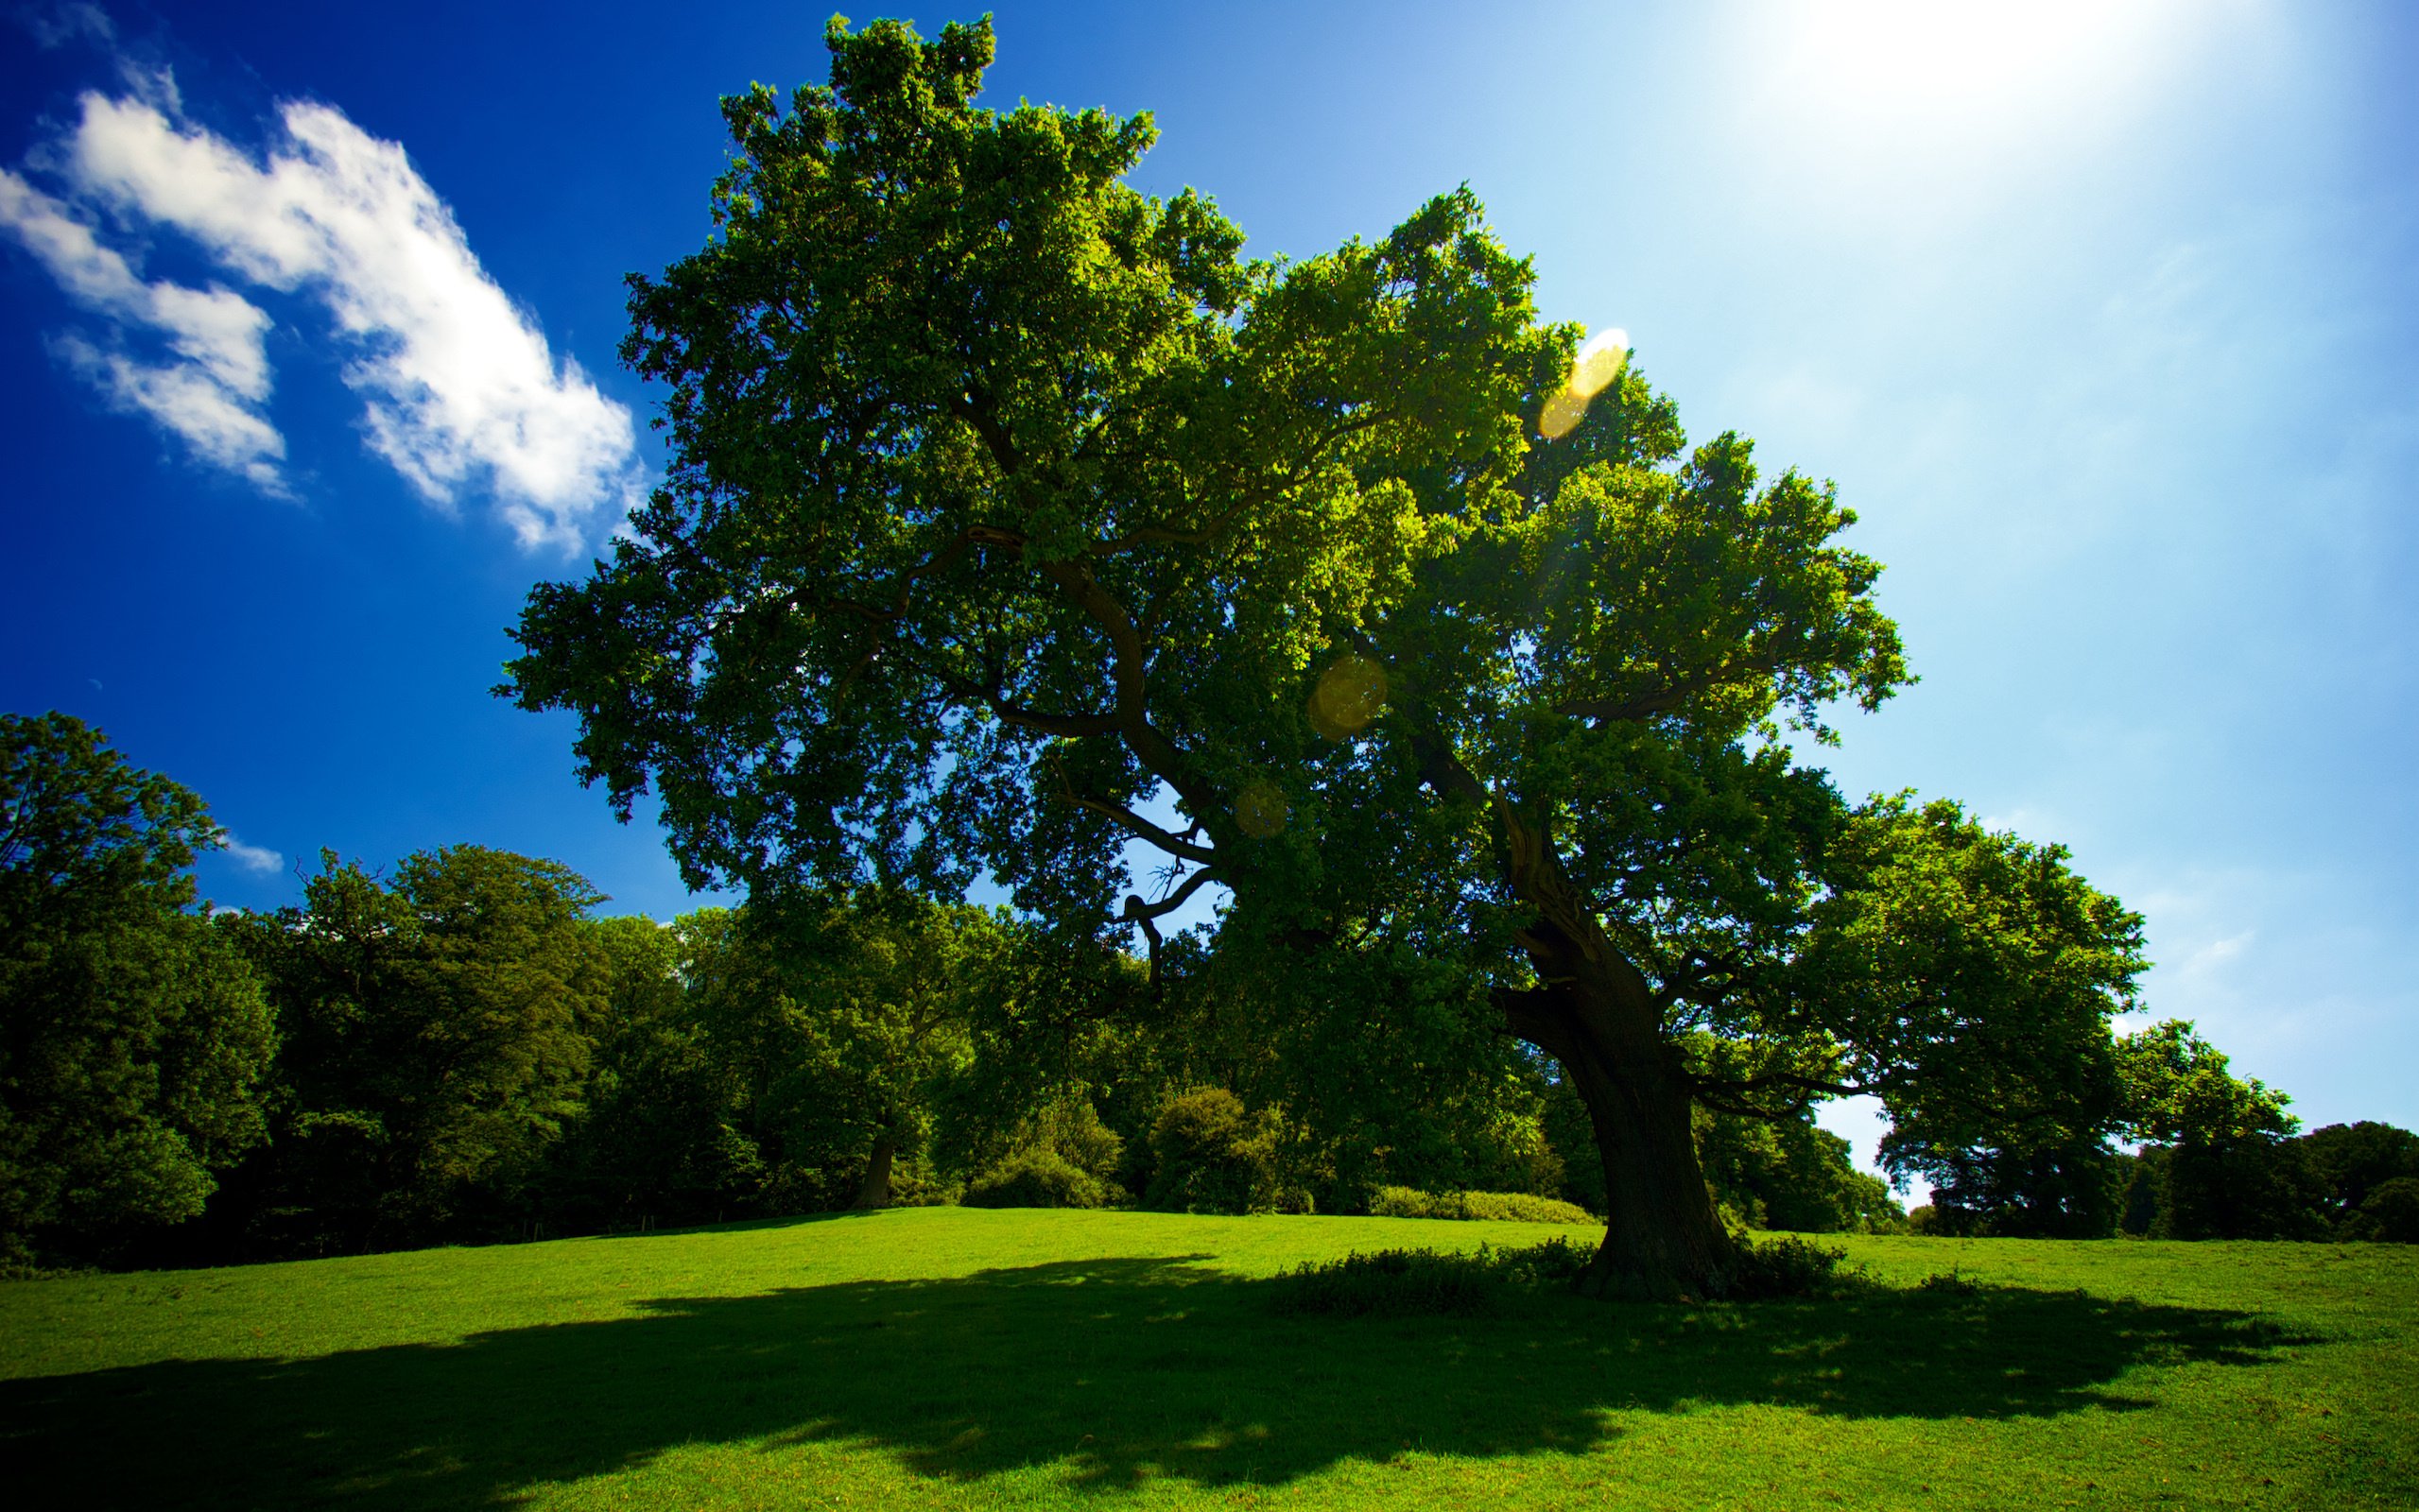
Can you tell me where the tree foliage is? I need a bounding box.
[224,848,609,1252]
[0,713,273,1266]
[1783,796,2147,1236]
[497,18,2221,1296]
[2112,1019,2321,1241]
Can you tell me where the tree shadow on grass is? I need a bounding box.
[2,1259,2310,1510]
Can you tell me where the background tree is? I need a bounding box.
[2296,1121,2419,1238]
[537,913,766,1233]
[0,712,274,1267]
[2115,1019,2322,1240]
[729,889,1013,1209]
[225,847,608,1253]
[504,18,2197,1298]
[1787,797,2145,1238]
[1127,933,1569,1211]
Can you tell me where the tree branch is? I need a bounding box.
[1685,1068,1876,1121]
[1124,863,1220,923]
[1044,752,1219,865]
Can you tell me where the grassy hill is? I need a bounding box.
[4,1208,2412,1510]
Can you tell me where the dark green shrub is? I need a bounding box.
[1705,1235,1853,1300]
[1147,1087,1287,1213]
[961,1148,1116,1209]
[2356,1177,2419,1243]
[1028,1097,1124,1184]
[1367,1185,1596,1224]
[2301,1123,2419,1233]
[1271,1238,1592,1317]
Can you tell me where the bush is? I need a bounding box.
[2354,1177,2419,1243]
[1706,1235,1853,1300]
[961,1148,1117,1210]
[1147,1087,1299,1213]
[1367,1186,1597,1224]
[1024,1096,1125,1184]
[1272,1238,1593,1318]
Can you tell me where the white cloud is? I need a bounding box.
[18,2,113,50]
[0,165,285,485]
[52,332,286,490]
[220,834,283,875]
[0,73,638,551]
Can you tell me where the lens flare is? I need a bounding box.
[1307,653,1389,740]
[1570,327,1629,399]
[1538,387,1589,440]
[1235,781,1289,838]
[1538,325,1630,440]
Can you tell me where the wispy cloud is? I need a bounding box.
[17,1,113,50]
[0,60,638,550]
[0,165,284,489]
[220,833,282,875]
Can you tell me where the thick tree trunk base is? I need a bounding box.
[852,1135,896,1211]
[1500,962,1737,1301]
[1575,1219,1737,1302]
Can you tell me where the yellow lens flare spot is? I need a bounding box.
[1538,387,1589,439]
[1306,653,1389,740]
[1234,781,1288,839]
[1570,326,1629,399]
[1537,326,1630,440]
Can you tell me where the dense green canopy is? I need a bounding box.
[0,713,274,1265]
[505,17,2150,1295]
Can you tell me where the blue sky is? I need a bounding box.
[4,1,2414,1181]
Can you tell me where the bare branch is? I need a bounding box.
[1045,750,1218,865]
[1068,793,1219,864]
[1125,864,1219,922]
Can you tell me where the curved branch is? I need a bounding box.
[1685,1069,1875,1121]
[1044,752,1218,865]
[1069,793,1219,864]
[1125,864,1220,922]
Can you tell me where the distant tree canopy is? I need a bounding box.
[500,14,2203,1297]
[0,713,273,1267]
[218,847,612,1253]
[1788,797,2146,1238]
[2111,1019,2322,1241]
[0,710,2402,1265]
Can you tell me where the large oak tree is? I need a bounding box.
[507,18,2135,1296]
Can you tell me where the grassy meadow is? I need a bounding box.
[3,1208,2412,1511]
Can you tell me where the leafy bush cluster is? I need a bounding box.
[1273,1231,1848,1315]
[961,1149,1117,1210]
[1143,1087,1310,1214]
[1271,1239,1594,1317]
[1705,1235,1854,1300]
[1366,1186,1596,1224]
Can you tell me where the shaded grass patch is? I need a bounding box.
[3,1233,2323,1510]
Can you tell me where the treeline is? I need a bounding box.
[6,713,2414,1270]
[4,713,1907,1268]
[1906,1019,2419,1243]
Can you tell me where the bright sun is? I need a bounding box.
[1770,0,2183,119]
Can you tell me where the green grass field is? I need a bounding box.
[4,1209,2412,1510]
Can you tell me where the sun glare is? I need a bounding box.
[1771,0,2181,118]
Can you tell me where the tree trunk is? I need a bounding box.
[1494,809,1736,1300]
[853,1131,897,1211]
[1505,979,1735,1298]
